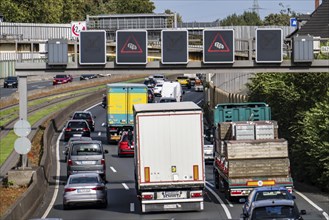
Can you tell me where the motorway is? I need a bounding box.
[27,86,328,220]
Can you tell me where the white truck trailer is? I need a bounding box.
[133,102,205,212]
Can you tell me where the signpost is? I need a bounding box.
[79,30,106,65]
[203,29,235,64]
[256,28,283,63]
[161,30,188,64]
[116,30,147,64]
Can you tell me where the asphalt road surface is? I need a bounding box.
[30,87,329,220]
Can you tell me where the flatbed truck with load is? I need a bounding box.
[133,102,205,212]
[212,102,293,200]
[105,83,148,143]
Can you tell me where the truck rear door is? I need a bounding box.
[127,86,147,125]
[108,86,127,125]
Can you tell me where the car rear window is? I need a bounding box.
[68,121,88,128]
[71,143,102,155]
[55,75,67,78]
[255,191,290,201]
[73,113,91,120]
[252,205,295,220]
[70,176,99,184]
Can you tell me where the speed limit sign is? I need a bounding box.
[71,21,87,39]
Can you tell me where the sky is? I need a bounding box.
[152,0,316,22]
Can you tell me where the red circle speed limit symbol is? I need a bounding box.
[71,21,87,38]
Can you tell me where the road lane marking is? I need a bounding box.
[122,183,129,190]
[42,132,62,218]
[85,103,101,111]
[98,132,101,136]
[110,166,117,173]
[323,212,329,220]
[206,181,232,219]
[226,199,234,207]
[102,122,106,127]
[130,203,135,212]
[206,181,233,207]
[207,181,215,188]
[197,100,202,105]
[295,190,329,220]
[294,190,323,211]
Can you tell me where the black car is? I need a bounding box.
[80,74,98,80]
[63,120,91,142]
[144,77,157,88]
[147,88,155,103]
[3,76,18,88]
[71,111,96,131]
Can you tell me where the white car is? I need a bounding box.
[153,83,163,96]
[152,74,166,84]
[204,137,214,163]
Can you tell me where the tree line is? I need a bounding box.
[1,0,295,26]
[247,73,329,192]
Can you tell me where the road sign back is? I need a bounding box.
[203,29,234,63]
[116,30,147,64]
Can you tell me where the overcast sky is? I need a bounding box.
[152,0,317,22]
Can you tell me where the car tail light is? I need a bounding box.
[193,165,199,180]
[231,190,243,195]
[83,127,90,131]
[65,128,71,132]
[67,159,72,166]
[142,193,153,200]
[65,188,76,192]
[92,186,105,191]
[110,127,117,131]
[190,191,203,198]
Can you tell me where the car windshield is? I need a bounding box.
[7,77,17,80]
[69,176,99,184]
[71,143,102,155]
[156,84,163,87]
[160,98,176,103]
[177,77,188,80]
[251,205,296,220]
[255,191,291,201]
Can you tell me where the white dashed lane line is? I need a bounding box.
[110,166,117,173]
[122,183,129,190]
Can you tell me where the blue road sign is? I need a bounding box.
[290,18,297,27]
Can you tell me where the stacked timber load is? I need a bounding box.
[215,120,290,178]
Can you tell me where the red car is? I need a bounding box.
[118,131,134,157]
[53,74,73,85]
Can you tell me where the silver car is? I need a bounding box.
[63,173,107,209]
[66,140,108,180]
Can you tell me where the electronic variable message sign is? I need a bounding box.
[161,30,188,64]
[203,29,234,63]
[116,30,147,64]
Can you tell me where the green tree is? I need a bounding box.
[164,9,182,23]
[110,0,155,14]
[220,11,262,26]
[247,72,329,191]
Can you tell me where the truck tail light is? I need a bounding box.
[231,190,243,195]
[67,159,72,166]
[142,193,153,200]
[144,167,150,182]
[190,191,203,198]
[110,127,117,131]
[193,165,199,180]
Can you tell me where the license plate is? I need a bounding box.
[73,134,82,137]
[157,191,186,199]
[81,161,96,165]
[111,135,120,140]
[77,188,90,193]
[164,204,177,209]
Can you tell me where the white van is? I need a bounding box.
[161,81,183,102]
